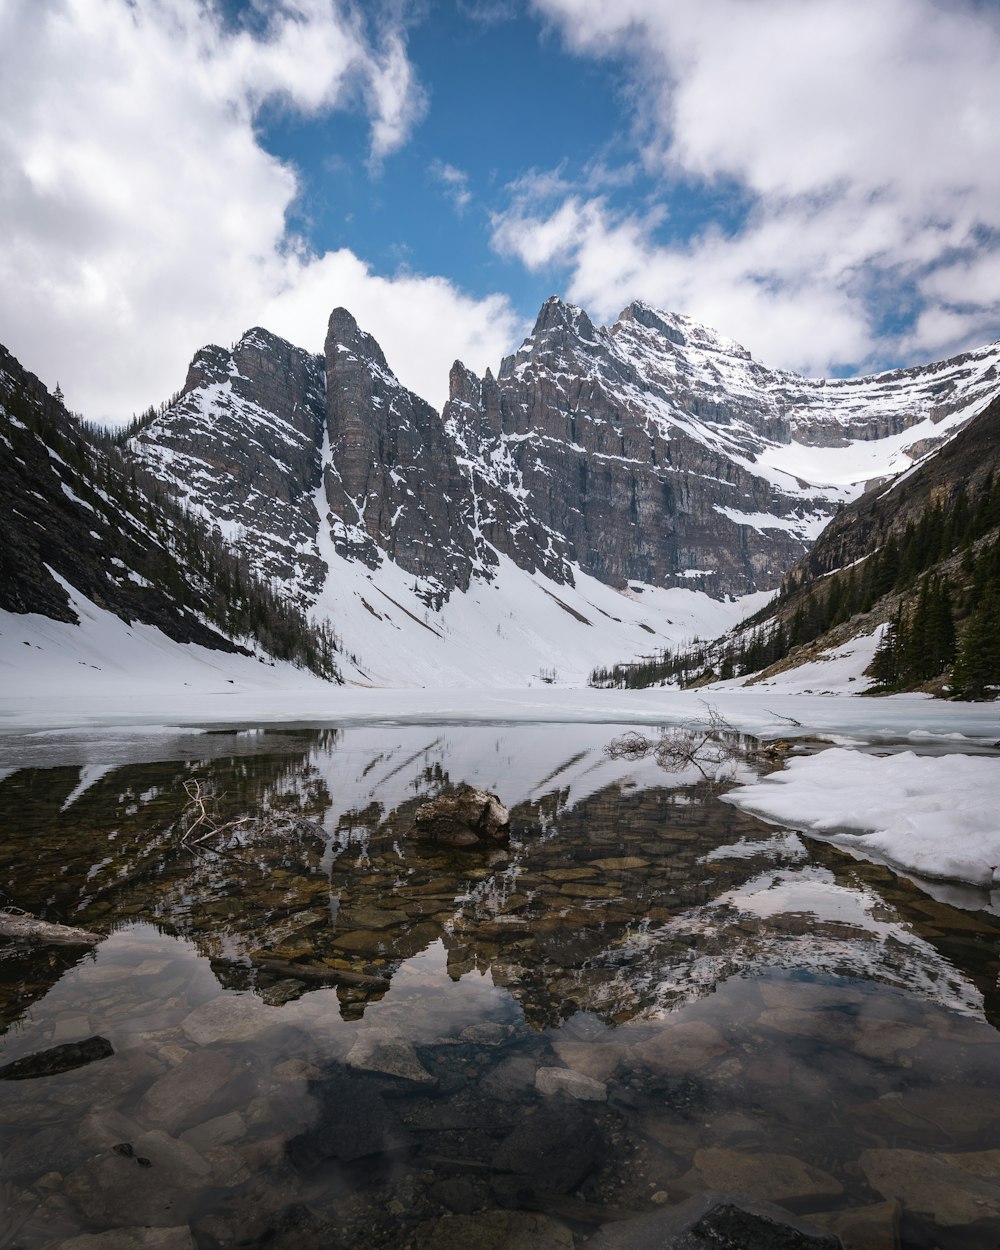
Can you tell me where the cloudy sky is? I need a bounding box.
[2,0,999,423]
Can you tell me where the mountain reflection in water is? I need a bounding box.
[1,724,999,1249]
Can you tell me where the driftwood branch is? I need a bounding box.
[0,909,100,946]
[178,778,325,854]
[605,704,759,784]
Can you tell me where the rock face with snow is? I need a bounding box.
[0,344,242,651]
[323,308,483,603]
[132,328,328,604]
[129,296,1000,623]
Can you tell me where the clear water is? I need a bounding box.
[1,724,999,1249]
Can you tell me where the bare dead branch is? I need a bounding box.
[605,704,761,787]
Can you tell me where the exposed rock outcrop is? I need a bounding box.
[408,785,510,847]
[131,328,328,605]
[125,295,1000,613]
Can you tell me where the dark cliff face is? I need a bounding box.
[0,346,241,651]
[795,393,1000,585]
[131,328,328,604]
[322,309,481,602]
[445,297,825,597]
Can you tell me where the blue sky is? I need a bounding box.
[2,0,999,420]
[256,3,626,307]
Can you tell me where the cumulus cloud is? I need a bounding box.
[261,249,522,407]
[0,0,507,419]
[505,0,1000,372]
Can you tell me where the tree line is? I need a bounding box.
[590,477,1000,699]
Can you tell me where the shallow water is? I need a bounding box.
[1,724,1000,1249]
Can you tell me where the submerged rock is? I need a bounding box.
[859,1147,1000,1226]
[685,1149,844,1203]
[286,1070,409,1169]
[408,786,510,847]
[535,1065,607,1102]
[491,1100,600,1198]
[0,1035,113,1081]
[415,1210,574,1249]
[54,1229,195,1250]
[585,1191,841,1249]
[346,1036,437,1085]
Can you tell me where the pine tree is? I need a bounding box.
[870,612,903,689]
[952,588,1000,699]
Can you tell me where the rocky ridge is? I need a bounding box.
[129,297,1000,619]
[131,328,328,605]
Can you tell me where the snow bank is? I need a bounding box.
[726,749,1000,889]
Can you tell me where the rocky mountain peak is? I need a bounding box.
[131,327,327,603]
[448,359,482,408]
[531,295,599,341]
[323,308,482,599]
[325,306,392,375]
[613,301,753,361]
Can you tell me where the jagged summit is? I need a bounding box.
[614,300,753,361]
[531,294,600,340]
[325,306,393,379]
[6,288,1000,688]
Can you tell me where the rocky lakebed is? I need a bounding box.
[1,722,999,1249]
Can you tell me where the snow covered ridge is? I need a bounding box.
[726,749,1000,892]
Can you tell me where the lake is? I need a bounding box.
[1,722,999,1249]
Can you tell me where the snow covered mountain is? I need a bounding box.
[0,343,339,691]
[124,296,999,685]
[4,295,999,694]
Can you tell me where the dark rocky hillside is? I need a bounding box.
[607,394,1000,697]
[0,345,339,678]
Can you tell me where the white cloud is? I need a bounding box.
[511,0,1000,371]
[429,160,473,214]
[0,0,503,420]
[261,249,523,407]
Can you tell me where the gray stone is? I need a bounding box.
[491,1100,600,1198]
[132,1130,212,1183]
[138,1048,256,1134]
[179,1110,246,1154]
[55,1228,194,1250]
[812,1200,900,1250]
[535,1065,607,1102]
[0,1124,96,1179]
[409,786,511,847]
[179,994,276,1045]
[286,1070,409,1169]
[480,1055,537,1099]
[51,1014,94,1044]
[633,1020,728,1074]
[63,1151,204,1228]
[686,1148,844,1203]
[551,1039,626,1082]
[0,1035,114,1081]
[415,1210,574,1250]
[345,1036,436,1084]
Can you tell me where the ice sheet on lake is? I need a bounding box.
[726,748,1000,890]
